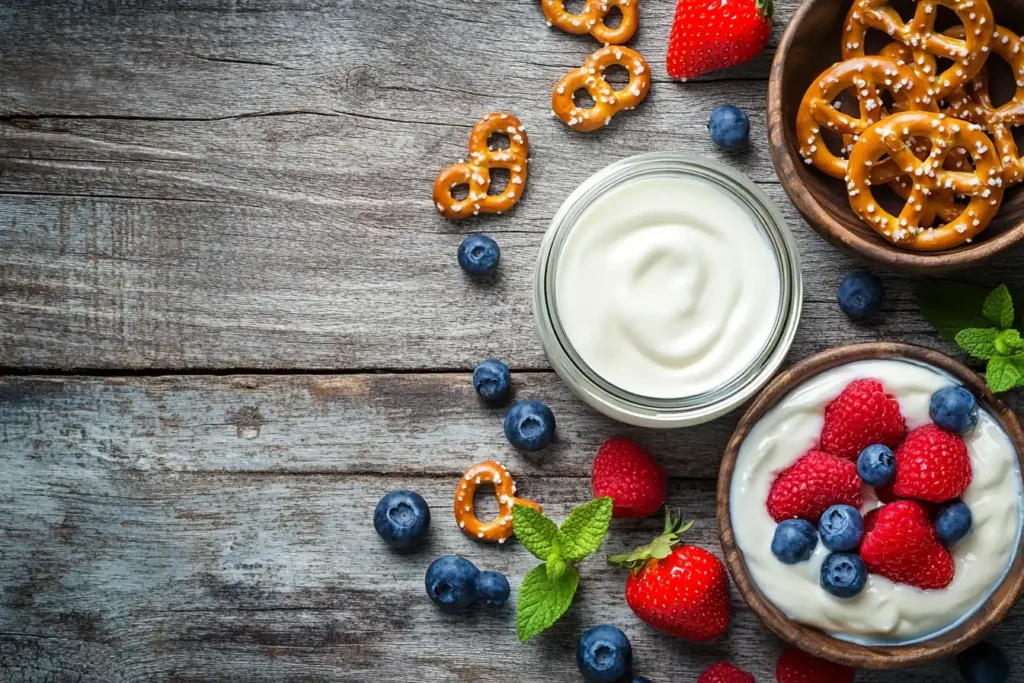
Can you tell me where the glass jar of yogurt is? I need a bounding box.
[534,152,803,427]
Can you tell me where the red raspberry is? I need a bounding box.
[591,438,667,518]
[820,379,906,460]
[860,499,955,590]
[767,451,863,524]
[776,648,855,683]
[892,424,972,503]
[697,662,754,683]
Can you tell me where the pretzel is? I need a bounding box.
[454,461,541,544]
[552,46,650,132]
[842,0,995,100]
[541,0,638,45]
[847,111,1005,251]
[889,140,973,226]
[797,56,936,179]
[433,113,529,220]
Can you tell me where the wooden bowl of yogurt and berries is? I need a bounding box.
[717,343,1024,669]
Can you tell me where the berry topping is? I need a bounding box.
[767,451,863,524]
[708,105,751,151]
[857,444,896,487]
[821,378,906,460]
[457,234,500,276]
[474,570,511,606]
[591,437,668,518]
[697,662,754,683]
[820,552,867,599]
[958,642,1011,683]
[935,500,973,547]
[771,519,818,565]
[776,648,856,683]
[930,385,979,435]
[819,504,864,552]
[472,359,511,403]
[576,625,632,683]
[667,0,773,81]
[373,490,430,549]
[892,424,972,503]
[503,399,556,452]
[860,500,955,590]
[425,556,480,613]
[837,271,884,319]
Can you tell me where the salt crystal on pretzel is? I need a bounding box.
[552,46,650,132]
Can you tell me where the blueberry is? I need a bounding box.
[576,625,632,683]
[857,444,896,487]
[930,385,979,435]
[936,500,973,547]
[837,271,883,319]
[771,519,818,564]
[819,505,864,552]
[708,105,750,151]
[820,552,867,598]
[458,234,500,277]
[473,359,511,403]
[474,569,510,607]
[373,490,430,549]
[958,642,1010,683]
[425,556,480,613]
[503,399,556,451]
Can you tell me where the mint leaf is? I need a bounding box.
[546,554,567,581]
[955,328,999,360]
[983,285,1015,330]
[513,505,560,561]
[995,329,1024,356]
[516,564,578,641]
[917,281,991,341]
[558,497,613,563]
[986,355,1024,393]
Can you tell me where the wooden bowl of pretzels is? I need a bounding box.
[769,0,1024,274]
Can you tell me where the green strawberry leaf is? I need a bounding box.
[513,505,561,561]
[516,564,579,642]
[955,328,1000,360]
[558,497,613,563]
[546,554,567,581]
[995,329,1024,356]
[986,355,1024,393]
[983,285,1015,330]
[917,281,991,341]
[608,510,694,574]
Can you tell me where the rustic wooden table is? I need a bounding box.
[2,1,1024,681]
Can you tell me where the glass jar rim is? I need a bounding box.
[533,152,804,428]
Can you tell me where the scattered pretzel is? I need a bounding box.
[541,0,638,45]
[433,113,529,220]
[552,46,650,132]
[964,25,1024,185]
[847,111,1005,251]
[842,0,995,100]
[454,461,541,544]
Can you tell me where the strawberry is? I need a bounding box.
[860,500,955,590]
[698,662,755,683]
[892,424,972,503]
[591,437,668,518]
[767,451,863,524]
[610,512,729,641]
[775,648,855,683]
[820,379,907,460]
[666,0,774,81]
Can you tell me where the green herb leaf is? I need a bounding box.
[916,281,991,341]
[983,285,1015,330]
[987,355,1024,393]
[995,329,1024,356]
[955,328,1000,360]
[513,505,561,561]
[546,554,567,581]
[558,497,613,563]
[515,564,578,642]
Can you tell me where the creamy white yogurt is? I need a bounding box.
[553,174,782,399]
[731,359,1023,643]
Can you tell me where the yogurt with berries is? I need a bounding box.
[731,359,1023,643]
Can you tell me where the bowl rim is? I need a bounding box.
[716,342,1024,669]
[767,0,1024,275]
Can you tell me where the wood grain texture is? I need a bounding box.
[3,373,1024,682]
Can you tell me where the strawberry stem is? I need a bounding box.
[755,0,775,20]
[608,509,694,575]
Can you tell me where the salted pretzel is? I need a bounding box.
[797,56,936,179]
[847,111,1005,251]
[541,0,638,45]
[552,46,650,132]
[433,113,529,220]
[842,0,995,100]
[454,461,541,544]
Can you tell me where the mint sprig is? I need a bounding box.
[513,497,613,641]
[918,282,1024,393]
